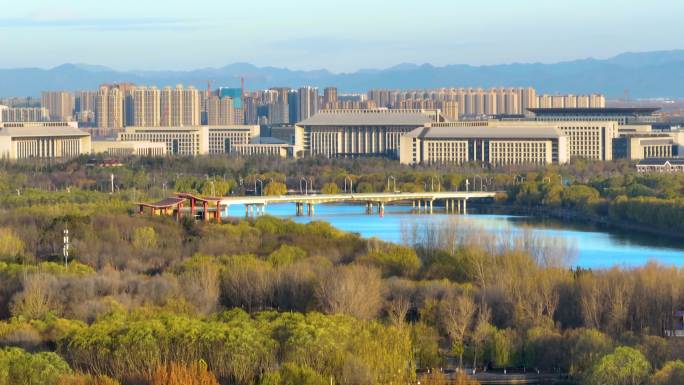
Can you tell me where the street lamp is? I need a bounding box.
[465,179,470,192]
[344,176,354,193]
[299,177,308,195]
[388,176,396,192]
[254,178,264,196]
[430,176,441,192]
[474,175,483,191]
[308,177,314,194]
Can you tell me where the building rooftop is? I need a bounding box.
[256,137,289,145]
[407,124,564,139]
[528,107,660,115]
[637,158,684,166]
[0,125,89,138]
[297,109,435,126]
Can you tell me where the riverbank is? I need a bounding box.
[470,202,684,241]
[236,202,684,268]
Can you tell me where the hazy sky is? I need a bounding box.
[1,0,683,72]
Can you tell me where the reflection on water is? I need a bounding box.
[227,202,684,269]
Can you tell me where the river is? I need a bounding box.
[228,203,684,269]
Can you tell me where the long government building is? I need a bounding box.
[0,106,681,167]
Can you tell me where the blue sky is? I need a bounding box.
[1,0,683,72]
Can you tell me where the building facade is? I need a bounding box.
[636,158,684,173]
[96,86,124,129]
[399,123,568,166]
[206,95,234,125]
[117,125,259,156]
[132,87,161,127]
[40,91,74,121]
[298,86,319,122]
[529,107,659,125]
[297,109,439,158]
[0,107,49,122]
[0,122,90,160]
[91,140,167,157]
[160,85,200,126]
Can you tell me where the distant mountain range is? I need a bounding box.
[1,50,684,98]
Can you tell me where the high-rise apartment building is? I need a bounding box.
[95,86,124,129]
[132,87,161,127]
[365,87,603,118]
[41,91,74,121]
[75,91,97,114]
[288,90,299,123]
[0,107,50,122]
[206,95,234,125]
[217,88,244,124]
[298,86,319,122]
[323,87,338,106]
[161,85,200,126]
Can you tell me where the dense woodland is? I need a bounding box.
[0,156,684,385]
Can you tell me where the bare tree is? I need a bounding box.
[315,265,383,320]
[387,295,411,328]
[439,294,476,368]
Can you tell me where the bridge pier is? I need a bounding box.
[429,200,433,214]
[379,202,385,216]
[416,200,421,212]
[463,198,467,214]
[307,203,315,216]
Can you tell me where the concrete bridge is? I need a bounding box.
[137,191,499,221]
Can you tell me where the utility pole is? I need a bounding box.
[63,228,70,268]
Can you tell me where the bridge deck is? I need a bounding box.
[217,191,497,206]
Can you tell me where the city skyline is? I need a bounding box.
[2,0,684,72]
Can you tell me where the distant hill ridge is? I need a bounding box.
[1,49,684,98]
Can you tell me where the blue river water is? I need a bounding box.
[227,203,684,269]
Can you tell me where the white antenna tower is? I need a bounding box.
[63,228,70,268]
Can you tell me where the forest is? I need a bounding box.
[0,155,683,385]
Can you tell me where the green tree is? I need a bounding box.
[561,185,600,210]
[0,227,24,261]
[132,226,157,250]
[267,245,307,267]
[320,183,339,194]
[356,182,374,193]
[0,347,72,385]
[357,243,420,277]
[263,182,288,196]
[487,328,512,369]
[263,363,327,385]
[412,322,442,369]
[565,328,613,377]
[588,346,651,385]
